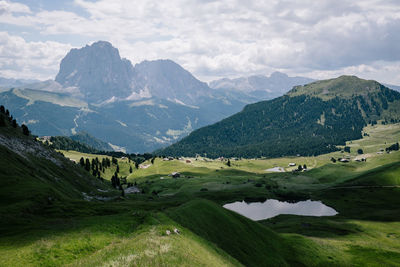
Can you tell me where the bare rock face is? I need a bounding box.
[133,59,212,106]
[55,41,135,103]
[55,41,213,106]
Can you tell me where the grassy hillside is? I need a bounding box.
[12,88,87,108]
[2,156,399,266]
[0,212,241,267]
[262,162,400,266]
[59,123,400,197]
[167,199,334,266]
[0,109,118,231]
[160,76,400,158]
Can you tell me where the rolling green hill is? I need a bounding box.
[0,107,117,229]
[160,76,400,158]
[167,199,296,266]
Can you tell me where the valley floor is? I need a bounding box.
[1,123,400,266]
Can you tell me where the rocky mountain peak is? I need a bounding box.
[55,41,134,103]
[133,59,211,106]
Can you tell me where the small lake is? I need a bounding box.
[223,199,338,221]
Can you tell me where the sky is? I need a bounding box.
[0,0,400,84]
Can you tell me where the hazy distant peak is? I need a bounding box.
[209,72,315,99]
[269,71,289,78]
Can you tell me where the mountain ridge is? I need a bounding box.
[159,75,400,158]
[209,71,315,100]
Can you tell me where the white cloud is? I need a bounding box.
[0,0,400,84]
[0,0,31,14]
[0,32,72,79]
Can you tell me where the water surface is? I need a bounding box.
[223,199,338,220]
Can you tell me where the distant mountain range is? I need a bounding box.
[160,76,400,158]
[0,77,40,90]
[209,72,315,100]
[0,41,271,153]
[385,83,400,92]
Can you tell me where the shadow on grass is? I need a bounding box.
[260,215,364,238]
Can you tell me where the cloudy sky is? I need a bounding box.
[1,0,400,84]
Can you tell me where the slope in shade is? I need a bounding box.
[0,110,116,227]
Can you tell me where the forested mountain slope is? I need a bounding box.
[160,76,400,158]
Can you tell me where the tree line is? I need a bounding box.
[0,105,30,136]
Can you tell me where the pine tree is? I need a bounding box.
[227,159,231,167]
[115,172,120,187]
[85,158,90,171]
[106,158,111,167]
[91,158,96,170]
[116,164,120,173]
[129,166,133,173]
[111,175,116,188]
[79,157,85,167]
[12,119,17,128]
[0,116,5,127]
[297,165,303,171]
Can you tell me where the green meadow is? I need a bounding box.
[1,123,400,266]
